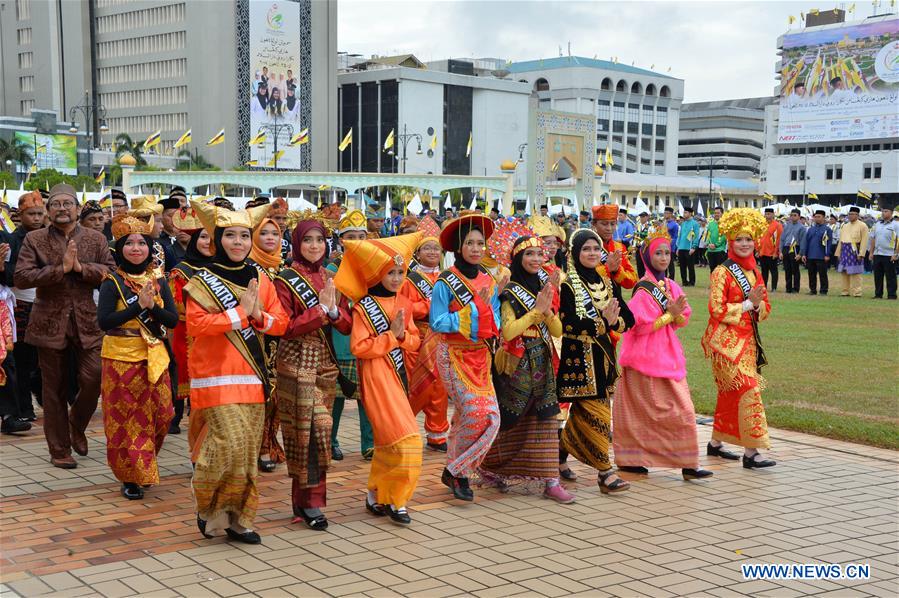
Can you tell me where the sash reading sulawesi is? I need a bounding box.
[191,268,270,394]
[722,259,767,371]
[107,272,168,341]
[633,280,669,312]
[358,295,409,394]
[407,270,434,301]
[504,282,552,347]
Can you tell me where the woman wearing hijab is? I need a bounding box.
[613,226,713,480]
[247,200,287,474]
[168,207,213,435]
[267,87,284,118]
[479,236,574,503]
[97,214,179,500]
[184,199,288,544]
[335,233,423,525]
[274,212,352,531]
[429,212,501,501]
[701,208,775,469]
[557,229,635,494]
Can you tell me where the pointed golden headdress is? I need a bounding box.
[189,198,270,233]
[111,214,154,240]
[128,196,164,218]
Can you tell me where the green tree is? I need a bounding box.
[0,137,33,172]
[113,133,147,166]
[24,169,99,192]
[0,171,16,191]
[176,149,219,171]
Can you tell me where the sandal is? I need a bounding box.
[559,466,578,481]
[257,458,277,473]
[598,471,630,494]
[293,509,329,531]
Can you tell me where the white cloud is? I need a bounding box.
[338,0,826,102]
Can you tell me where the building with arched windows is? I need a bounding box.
[507,56,685,176]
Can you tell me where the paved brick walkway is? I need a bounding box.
[1,403,897,597]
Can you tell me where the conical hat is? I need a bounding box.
[128,195,163,217]
[190,198,270,233]
[334,232,422,303]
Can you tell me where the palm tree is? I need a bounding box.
[177,149,216,170]
[0,138,33,173]
[113,133,147,166]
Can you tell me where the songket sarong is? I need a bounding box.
[191,403,264,533]
[479,416,558,485]
[408,326,449,443]
[613,367,700,468]
[436,339,500,477]
[101,358,173,485]
[561,398,612,471]
[837,242,864,275]
[276,337,335,488]
[368,435,422,507]
[710,345,770,449]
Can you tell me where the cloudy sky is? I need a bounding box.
[338,0,880,103]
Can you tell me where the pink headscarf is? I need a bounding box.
[640,237,670,282]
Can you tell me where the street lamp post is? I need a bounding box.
[696,157,728,205]
[388,124,423,174]
[257,115,294,170]
[68,90,108,177]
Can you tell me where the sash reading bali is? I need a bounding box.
[722,259,767,371]
[276,268,357,397]
[191,268,270,394]
[357,295,409,393]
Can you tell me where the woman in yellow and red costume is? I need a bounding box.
[591,204,638,291]
[701,208,776,469]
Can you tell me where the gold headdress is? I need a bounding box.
[111,214,154,240]
[190,198,270,233]
[337,209,367,235]
[287,209,334,236]
[719,208,767,242]
[645,223,671,243]
[128,196,164,218]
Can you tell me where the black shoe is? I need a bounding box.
[682,468,714,480]
[427,441,448,452]
[257,458,277,473]
[742,454,776,469]
[451,477,474,501]
[441,467,454,488]
[225,528,262,544]
[618,466,649,474]
[1,416,32,435]
[873,295,883,299]
[807,291,817,295]
[362,448,374,461]
[820,291,827,295]
[365,498,386,517]
[559,467,578,481]
[386,506,412,525]
[21,413,37,422]
[121,483,144,500]
[889,296,898,300]
[298,510,329,531]
[197,516,212,538]
[168,422,181,435]
[331,446,344,461]
[707,442,740,460]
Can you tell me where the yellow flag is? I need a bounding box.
[339,128,353,152]
[267,150,285,167]
[173,129,192,149]
[809,8,819,16]
[207,129,225,146]
[429,134,437,151]
[466,132,472,158]
[95,167,105,185]
[808,193,818,200]
[289,128,309,146]
[848,2,855,11]
[383,128,394,151]
[604,146,614,167]
[36,144,47,153]
[249,130,267,146]
[245,160,259,166]
[788,15,796,24]
[143,130,161,149]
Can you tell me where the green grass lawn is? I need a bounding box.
[670,264,899,450]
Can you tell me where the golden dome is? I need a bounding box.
[500,159,517,173]
[118,152,137,166]
[594,164,604,177]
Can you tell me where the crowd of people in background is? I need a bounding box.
[0,182,892,545]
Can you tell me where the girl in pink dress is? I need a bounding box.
[613,228,713,480]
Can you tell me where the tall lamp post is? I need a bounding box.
[387,124,423,174]
[696,157,728,205]
[257,115,293,170]
[68,90,108,176]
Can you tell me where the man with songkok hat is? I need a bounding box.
[835,206,869,297]
[79,200,106,233]
[675,205,700,287]
[325,209,375,461]
[663,206,679,279]
[159,188,186,260]
[758,207,783,292]
[1,190,46,427]
[781,208,806,293]
[591,204,638,290]
[14,184,116,468]
[334,232,424,524]
[614,208,635,249]
[367,210,385,239]
[129,196,176,273]
[801,209,832,295]
[867,199,898,300]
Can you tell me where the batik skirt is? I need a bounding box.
[101,358,173,486]
[561,398,612,471]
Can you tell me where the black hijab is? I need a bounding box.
[509,236,542,296]
[209,226,257,288]
[286,92,297,111]
[114,233,155,275]
[453,222,483,279]
[367,282,394,297]
[184,229,213,268]
[256,87,268,110]
[570,229,602,285]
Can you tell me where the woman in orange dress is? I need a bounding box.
[168,207,213,435]
[335,233,423,524]
[701,208,775,469]
[184,200,288,544]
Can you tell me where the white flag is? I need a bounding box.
[407,192,424,216]
[696,198,704,217]
[444,194,452,209]
[468,194,477,211]
[677,198,684,216]
[384,191,391,219]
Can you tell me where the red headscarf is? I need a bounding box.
[291,219,328,270]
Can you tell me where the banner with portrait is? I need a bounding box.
[13,132,77,175]
[249,0,302,168]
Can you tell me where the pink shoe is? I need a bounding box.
[543,483,575,504]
